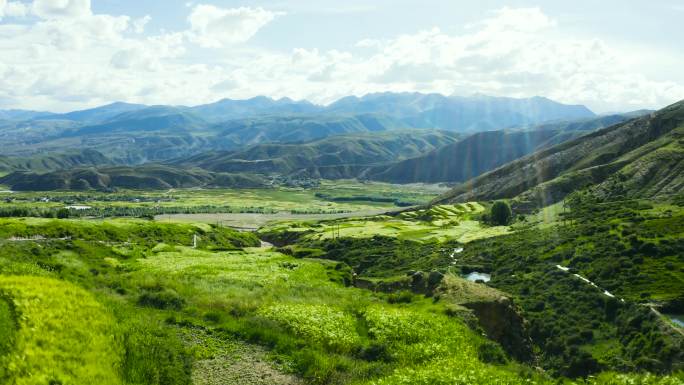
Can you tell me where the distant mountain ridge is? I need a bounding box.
[1,92,594,125]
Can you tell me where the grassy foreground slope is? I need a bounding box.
[0,276,120,385]
[0,216,680,384]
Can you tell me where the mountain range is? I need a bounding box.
[0,93,594,162]
[1,92,662,191]
[4,92,674,193]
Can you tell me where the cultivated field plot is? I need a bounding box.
[260,202,510,243]
[154,209,391,230]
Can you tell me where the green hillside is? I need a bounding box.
[179,130,460,175]
[0,215,680,385]
[0,165,268,191]
[368,113,645,184]
[0,149,112,173]
[436,101,684,207]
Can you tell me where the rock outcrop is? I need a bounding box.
[435,275,534,362]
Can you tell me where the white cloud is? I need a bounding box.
[133,15,151,34]
[1,0,29,18]
[32,0,92,19]
[187,5,280,48]
[0,5,681,113]
[274,6,680,111]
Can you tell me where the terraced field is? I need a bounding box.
[260,203,510,243]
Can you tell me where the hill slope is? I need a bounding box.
[0,149,112,173]
[367,113,645,184]
[178,130,460,176]
[0,165,267,191]
[435,100,684,206]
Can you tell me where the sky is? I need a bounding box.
[0,0,683,113]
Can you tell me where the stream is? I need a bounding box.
[464,272,491,282]
[447,246,492,282]
[666,314,684,328]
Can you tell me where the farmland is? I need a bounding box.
[0,180,445,224]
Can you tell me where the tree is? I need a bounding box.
[490,201,512,226]
[56,208,70,219]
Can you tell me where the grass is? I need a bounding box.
[0,296,16,362]
[0,276,121,385]
[0,217,259,249]
[258,304,361,352]
[127,245,535,384]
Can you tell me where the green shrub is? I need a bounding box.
[138,289,185,310]
[490,201,512,226]
[387,290,414,304]
[477,340,508,365]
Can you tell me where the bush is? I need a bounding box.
[56,208,70,219]
[137,289,185,310]
[357,342,392,362]
[387,290,414,304]
[478,340,508,365]
[490,201,512,226]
